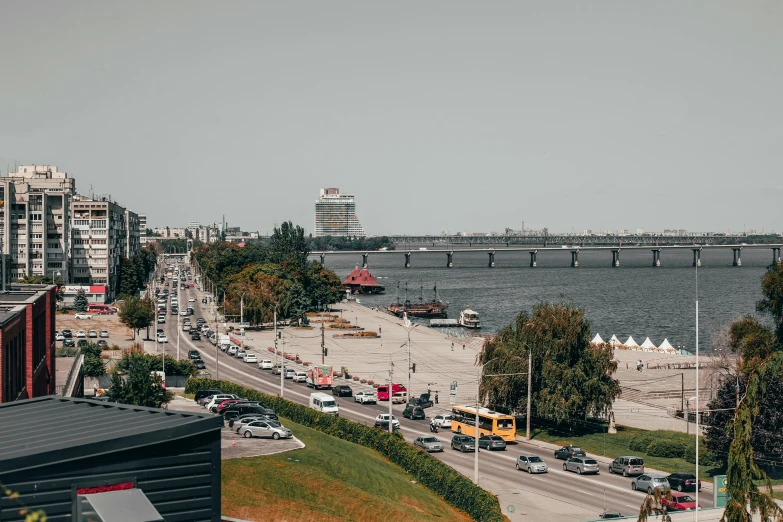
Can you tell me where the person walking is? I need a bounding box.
[435,392,439,405]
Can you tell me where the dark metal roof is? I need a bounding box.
[0,396,222,475]
[0,304,25,326]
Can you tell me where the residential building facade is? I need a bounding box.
[314,188,366,237]
[139,214,148,245]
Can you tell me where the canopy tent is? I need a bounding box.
[590,333,605,345]
[640,337,657,351]
[609,334,621,346]
[658,338,676,353]
[624,336,639,350]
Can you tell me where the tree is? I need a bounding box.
[108,352,168,408]
[305,261,343,309]
[117,256,137,298]
[479,303,621,423]
[268,221,309,269]
[287,282,309,326]
[757,263,783,343]
[118,296,155,340]
[73,289,89,312]
[83,351,106,377]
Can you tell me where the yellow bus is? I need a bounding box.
[451,405,517,442]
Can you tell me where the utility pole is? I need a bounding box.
[526,349,532,440]
[320,302,325,364]
[407,330,411,399]
[176,281,181,361]
[388,358,394,435]
[273,306,278,367]
[240,292,245,326]
[280,333,285,398]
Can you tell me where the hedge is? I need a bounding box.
[186,378,504,522]
[629,433,655,453]
[646,440,686,459]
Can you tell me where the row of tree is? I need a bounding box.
[308,235,395,251]
[193,222,343,325]
[116,246,159,298]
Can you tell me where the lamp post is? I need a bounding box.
[240,292,246,327]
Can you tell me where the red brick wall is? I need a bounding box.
[0,311,27,403]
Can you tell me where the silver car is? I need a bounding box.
[414,436,444,453]
[234,416,267,433]
[240,420,292,440]
[632,474,670,494]
[563,457,600,475]
[516,453,548,474]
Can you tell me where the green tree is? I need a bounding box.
[117,256,137,298]
[73,288,89,312]
[479,303,621,423]
[108,352,168,408]
[287,282,309,326]
[83,351,106,377]
[305,261,343,309]
[757,263,783,343]
[118,296,155,339]
[268,221,309,270]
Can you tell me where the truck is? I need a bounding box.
[377,383,406,401]
[306,365,334,389]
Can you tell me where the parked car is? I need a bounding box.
[332,385,353,397]
[191,332,201,341]
[272,364,286,375]
[55,332,65,341]
[478,435,507,451]
[157,315,166,323]
[598,512,624,519]
[354,391,376,404]
[430,414,452,428]
[554,446,587,460]
[665,473,701,492]
[451,434,476,452]
[76,330,86,338]
[662,492,701,511]
[96,340,109,348]
[62,329,72,338]
[75,313,92,320]
[516,453,548,474]
[241,420,292,440]
[88,330,98,338]
[609,456,644,476]
[228,346,239,356]
[563,457,600,475]
[414,436,444,452]
[243,353,257,363]
[77,339,89,347]
[632,474,670,494]
[225,405,278,422]
[231,415,269,431]
[258,359,274,370]
[373,419,400,431]
[188,349,201,359]
[292,371,308,383]
[216,399,244,414]
[410,393,434,408]
[234,349,246,359]
[391,391,408,404]
[402,404,426,420]
[63,338,76,347]
[99,330,110,338]
[375,414,400,429]
[284,368,296,379]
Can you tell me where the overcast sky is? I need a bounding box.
[1,1,781,236]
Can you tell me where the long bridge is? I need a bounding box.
[384,233,781,247]
[313,244,783,269]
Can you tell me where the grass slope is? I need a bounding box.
[223,418,473,522]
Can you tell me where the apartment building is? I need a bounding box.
[139,213,148,245]
[2,166,75,283]
[125,209,140,258]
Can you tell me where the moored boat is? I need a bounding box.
[387,283,448,319]
[458,309,481,328]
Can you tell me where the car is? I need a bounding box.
[373,419,400,431]
[216,399,243,414]
[183,324,191,332]
[410,393,434,409]
[188,349,201,359]
[99,330,109,338]
[451,434,476,452]
[354,391,377,404]
[156,328,164,335]
[225,404,277,422]
[563,457,600,475]
[391,391,408,404]
[609,456,644,476]
[402,404,426,420]
[665,473,701,492]
[272,364,286,375]
[193,389,222,404]
[258,360,274,370]
[63,339,75,347]
[179,310,188,316]
[598,512,624,519]
[189,297,196,302]
[157,316,166,323]
[193,358,206,370]
[75,330,86,338]
[55,332,65,341]
[243,353,257,363]
[632,474,670,494]
[554,446,587,460]
[96,340,108,348]
[197,318,205,324]
[516,453,548,474]
[414,436,444,452]
[375,414,400,429]
[77,339,89,347]
[62,329,72,338]
[231,415,268,431]
[88,330,98,338]
[204,394,239,411]
[332,385,353,397]
[75,313,92,319]
[662,491,701,511]
[234,349,246,359]
[191,332,201,341]
[241,420,292,440]
[284,368,296,379]
[292,371,308,383]
[157,334,168,343]
[227,346,239,356]
[431,414,452,428]
[478,435,507,451]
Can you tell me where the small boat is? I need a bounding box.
[458,309,481,329]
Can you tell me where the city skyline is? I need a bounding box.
[2,2,781,235]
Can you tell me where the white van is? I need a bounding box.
[309,392,339,416]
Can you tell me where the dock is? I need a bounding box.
[429,318,459,327]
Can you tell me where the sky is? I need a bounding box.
[1,1,781,236]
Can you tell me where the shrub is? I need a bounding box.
[646,440,686,458]
[185,378,504,522]
[684,439,715,465]
[629,433,655,453]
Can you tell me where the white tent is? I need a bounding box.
[658,338,676,353]
[609,335,621,346]
[590,333,605,345]
[640,337,657,351]
[624,336,639,350]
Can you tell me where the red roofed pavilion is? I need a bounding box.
[341,266,386,294]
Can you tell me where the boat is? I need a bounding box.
[341,266,385,294]
[458,309,481,328]
[387,283,448,319]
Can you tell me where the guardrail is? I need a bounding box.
[61,349,84,397]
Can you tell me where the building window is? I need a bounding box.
[2,329,26,401]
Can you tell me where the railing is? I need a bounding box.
[61,349,84,397]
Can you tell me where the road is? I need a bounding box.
[156,263,713,522]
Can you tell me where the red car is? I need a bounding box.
[215,399,242,413]
[662,492,701,511]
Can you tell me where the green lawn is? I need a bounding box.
[223,418,473,522]
[527,424,720,482]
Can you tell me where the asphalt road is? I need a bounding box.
[157,265,713,522]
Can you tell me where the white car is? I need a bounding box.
[179,310,188,316]
[188,297,196,302]
[258,360,274,370]
[75,313,92,320]
[243,353,257,363]
[355,391,377,404]
[431,414,453,429]
[55,332,65,341]
[227,345,238,356]
[375,414,400,429]
[235,349,246,359]
[157,334,168,343]
[204,394,238,411]
[293,371,308,383]
[76,330,86,338]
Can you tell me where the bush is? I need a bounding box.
[629,433,655,453]
[646,440,686,458]
[684,440,716,466]
[186,378,504,522]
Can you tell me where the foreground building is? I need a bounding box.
[314,188,366,237]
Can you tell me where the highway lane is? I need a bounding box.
[158,268,710,521]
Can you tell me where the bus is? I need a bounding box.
[87,304,115,315]
[450,405,517,443]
